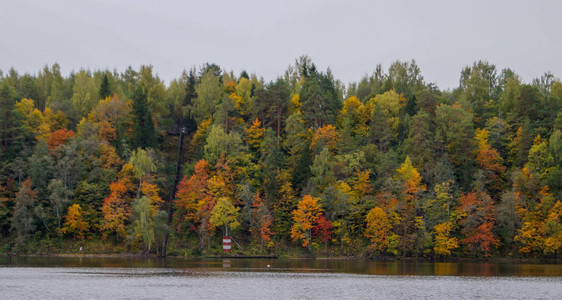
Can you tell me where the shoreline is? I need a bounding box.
[1,253,560,264]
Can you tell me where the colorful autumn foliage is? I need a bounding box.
[245,118,265,150]
[175,160,210,223]
[0,61,560,260]
[251,193,274,249]
[291,195,322,248]
[365,207,394,254]
[209,197,240,235]
[433,222,459,256]
[458,192,500,256]
[475,128,506,195]
[313,215,333,243]
[46,129,75,150]
[310,124,339,153]
[62,204,89,240]
[100,179,131,239]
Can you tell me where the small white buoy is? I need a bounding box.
[267,264,270,268]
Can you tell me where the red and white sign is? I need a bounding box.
[223,236,231,252]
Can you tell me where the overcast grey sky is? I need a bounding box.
[1,0,561,90]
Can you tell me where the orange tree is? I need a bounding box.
[62,204,89,240]
[291,195,322,249]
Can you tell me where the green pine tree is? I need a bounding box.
[132,86,157,149]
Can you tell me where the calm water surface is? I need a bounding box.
[1,256,561,299]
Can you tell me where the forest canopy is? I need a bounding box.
[0,57,561,258]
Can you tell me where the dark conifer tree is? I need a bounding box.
[0,81,26,160]
[99,74,111,99]
[239,70,249,80]
[405,95,417,116]
[182,70,198,135]
[132,86,157,149]
[300,65,341,129]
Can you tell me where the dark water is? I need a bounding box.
[1,257,561,299]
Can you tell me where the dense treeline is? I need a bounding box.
[0,57,561,258]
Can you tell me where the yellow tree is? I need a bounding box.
[62,204,90,240]
[352,170,373,200]
[291,195,322,248]
[15,99,68,140]
[394,156,426,255]
[15,98,44,135]
[141,181,163,214]
[396,156,426,195]
[514,187,562,255]
[514,218,543,254]
[365,207,397,255]
[290,94,302,114]
[245,118,265,151]
[38,107,69,139]
[542,201,562,255]
[338,96,371,138]
[235,77,253,114]
[433,222,459,256]
[367,90,406,139]
[209,197,240,236]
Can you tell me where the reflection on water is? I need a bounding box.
[1,256,561,277]
[222,259,231,268]
[0,265,561,300]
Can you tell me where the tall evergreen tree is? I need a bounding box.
[405,95,418,116]
[99,74,112,100]
[0,81,27,160]
[182,69,198,135]
[255,78,290,143]
[132,86,157,149]
[300,65,341,129]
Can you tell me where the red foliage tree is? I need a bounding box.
[313,215,333,243]
[46,129,75,150]
[459,191,500,256]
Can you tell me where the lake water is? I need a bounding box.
[1,256,561,299]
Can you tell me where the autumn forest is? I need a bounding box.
[0,57,561,259]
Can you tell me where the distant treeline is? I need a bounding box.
[0,56,561,258]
